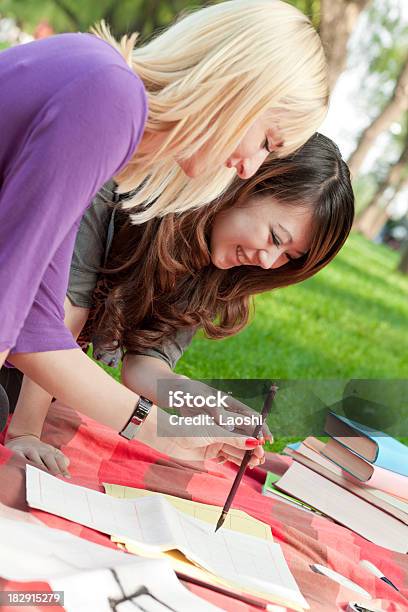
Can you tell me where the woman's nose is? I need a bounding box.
[229,152,268,179]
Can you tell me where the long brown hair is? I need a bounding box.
[87,133,354,353]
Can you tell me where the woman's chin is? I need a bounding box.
[211,255,234,270]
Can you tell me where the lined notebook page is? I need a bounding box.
[27,465,308,610]
[26,465,175,549]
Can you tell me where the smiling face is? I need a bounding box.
[210,196,313,270]
[177,112,284,179]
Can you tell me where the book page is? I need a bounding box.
[277,462,408,554]
[121,512,308,610]
[104,483,273,541]
[26,465,179,551]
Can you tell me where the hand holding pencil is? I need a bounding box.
[215,384,278,531]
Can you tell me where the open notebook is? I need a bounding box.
[26,465,308,611]
[104,482,274,540]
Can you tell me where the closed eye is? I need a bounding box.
[262,137,273,154]
[271,231,305,263]
[271,231,281,247]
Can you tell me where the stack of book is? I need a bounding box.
[263,412,408,553]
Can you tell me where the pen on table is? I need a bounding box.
[215,384,278,532]
[359,559,399,592]
[310,564,371,599]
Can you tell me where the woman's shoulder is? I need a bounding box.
[18,32,129,71]
[34,35,148,144]
[3,32,146,105]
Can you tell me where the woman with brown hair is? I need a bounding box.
[4,133,354,475]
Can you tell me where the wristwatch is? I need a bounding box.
[119,396,153,440]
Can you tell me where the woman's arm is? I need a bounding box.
[7,298,89,437]
[9,349,263,469]
[5,298,91,475]
[121,353,188,402]
[122,353,272,444]
[122,353,265,467]
[10,300,130,431]
[9,348,139,432]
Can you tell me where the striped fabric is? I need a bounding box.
[0,402,407,612]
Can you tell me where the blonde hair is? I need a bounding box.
[92,0,328,223]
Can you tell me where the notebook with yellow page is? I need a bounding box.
[104,483,308,611]
[103,483,273,541]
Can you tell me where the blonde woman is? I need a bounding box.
[0,1,328,465]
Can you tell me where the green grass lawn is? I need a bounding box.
[175,233,408,379]
[101,233,408,451]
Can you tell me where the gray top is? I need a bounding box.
[67,181,195,369]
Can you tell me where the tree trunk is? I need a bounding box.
[320,0,371,92]
[398,241,408,274]
[348,57,408,177]
[354,129,408,237]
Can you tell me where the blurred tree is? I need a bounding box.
[0,0,224,38]
[319,0,371,91]
[348,56,408,176]
[287,0,372,91]
[354,115,408,237]
[339,0,408,250]
[398,240,408,273]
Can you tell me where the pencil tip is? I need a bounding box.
[215,512,226,532]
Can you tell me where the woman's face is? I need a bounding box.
[210,196,313,270]
[178,112,284,179]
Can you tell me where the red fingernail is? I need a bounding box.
[245,439,260,448]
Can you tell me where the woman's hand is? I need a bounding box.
[135,405,266,467]
[5,435,70,477]
[165,431,266,468]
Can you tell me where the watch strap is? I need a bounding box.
[119,396,153,440]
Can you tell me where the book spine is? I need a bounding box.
[325,412,379,463]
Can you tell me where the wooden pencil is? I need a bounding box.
[215,384,278,531]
